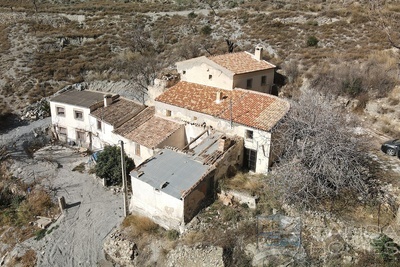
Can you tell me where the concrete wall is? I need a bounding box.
[233,69,275,93]
[177,61,234,90]
[156,124,186,150]
[129,177,184,230]
[183,170,215,223]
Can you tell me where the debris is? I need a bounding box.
[36,216,53,229]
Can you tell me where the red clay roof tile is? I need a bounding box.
[155,81,290,131]
[207,52,275,74]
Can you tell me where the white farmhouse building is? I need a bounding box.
[176,46,275,93]
[155,81,289,174]
[50,90,105,147]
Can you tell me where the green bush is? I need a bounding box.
[200,25,212,35]
[371,234,400,262]
[95,145,134,186]
[166,229,180,240]
[187,11,197,19]
[34,229,46,241]
[307,36,319,47]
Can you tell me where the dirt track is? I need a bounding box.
[9,145,124,267]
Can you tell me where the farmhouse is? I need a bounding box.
[49,46,290,229]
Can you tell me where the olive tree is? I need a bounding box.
[270,91,373,209]
[95,145,134,186]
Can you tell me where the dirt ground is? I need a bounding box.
[12,145,125,267]
[1,119,125,266]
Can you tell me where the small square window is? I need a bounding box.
[166,110,171,117]
[59,127,67,136]
[56,106,65,116]
[209,74,213,80]
[76,131,85,141]
[135,144,141,156]
[246,130,253,139]
[74,110,83,120]
[246,79,253,89]
[97,120,102,130]
[182,70,186,75]
[261,76,267,85]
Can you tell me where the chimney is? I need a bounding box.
[104,94,112,107]
[255,46,263,60]
[216,91,223,104]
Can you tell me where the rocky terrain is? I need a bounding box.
[1,0,400,266]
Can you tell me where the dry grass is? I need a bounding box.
[221,172,262,193]
[9,249,37,267]
[121,215,159,239]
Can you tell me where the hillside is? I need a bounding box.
[1,1,400,266]
[0,0,399,135]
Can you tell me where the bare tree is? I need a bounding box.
[270,91,373,209]
[369,0,400,50]
[128,54,160,104]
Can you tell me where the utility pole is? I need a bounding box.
[119,140,128,217]
[230,97,233,129]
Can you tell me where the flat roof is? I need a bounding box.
[50,90,105,108]
[131,149,212,199]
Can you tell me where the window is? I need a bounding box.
[244,148,257,172]
[261,76,267,85]
[246,78,253,89]
[166,110,171,117]
[76,131,85,142]
[209,74,213,80]
[59,127,67,136]
[182,70,186,75]
[135,144,141,156]
[97,120,102,130]
[245,130,253,140]
[56,106,65,116]
[74,110,83,120]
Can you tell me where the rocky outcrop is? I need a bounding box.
[166,245,224,267]
[103,230,138,267]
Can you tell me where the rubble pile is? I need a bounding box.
[22,98,51,121]
[166,245,224,267]
[103,230,138,267]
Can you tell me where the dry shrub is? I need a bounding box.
[10,249,37,267]
[182,231,207,246]
[311,52,397,99]
[122,215,159,238]
[222,172,261,194]
[0,24,11,53]
[16,188,56,225]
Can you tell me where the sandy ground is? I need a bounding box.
[1,118,125,266]
[13,145,125,267]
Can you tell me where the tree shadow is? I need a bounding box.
[0,113,28,134]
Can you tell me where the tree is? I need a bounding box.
[369,0,400,50]
[95,145,134,186]
[270,91,372,209]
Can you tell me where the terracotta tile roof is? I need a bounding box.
[124,116,182,149]
[90,98,145,127]
[155,81,290,132]
[207,52,275,74]
[113,107,155,136]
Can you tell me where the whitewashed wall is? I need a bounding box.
[155,101,272,174]
[130,176,184,231]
